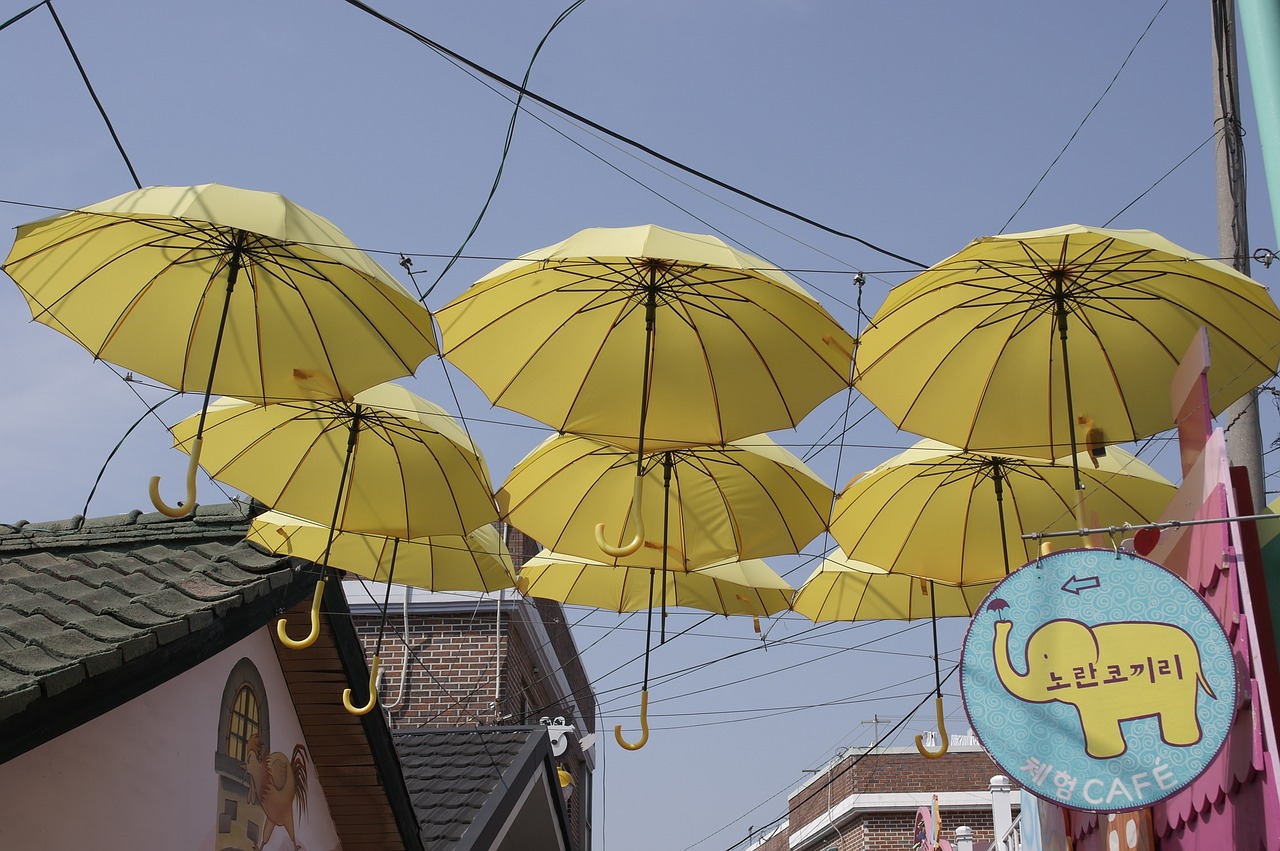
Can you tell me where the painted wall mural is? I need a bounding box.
[961,549,1237,812]
[215,657,311,851]
[0,628,339,850]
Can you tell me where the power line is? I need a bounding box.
[1000,0,1171,233]
[339,0,926,269]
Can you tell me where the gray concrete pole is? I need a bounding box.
[1213,0,1268,509]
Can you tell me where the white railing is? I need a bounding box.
[990,811,1022,851]
[951,773,1025,851]
[986,774,1022,851]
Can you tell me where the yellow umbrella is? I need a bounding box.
[790,553,999,760]
[437,225,853,450]
[173,382,496,541]
[829,440,1175,585]
[247,510,516,593]
[517,550,794,616]
[437,225,852,557]
[248,510,515,715]
[517,549,794,750]
[853,224,1280,491]
[497,432,834,571]
[169,381,499,655]
[3,184,438,516]
[790,553,997,623]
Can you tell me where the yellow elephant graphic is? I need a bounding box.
[993,618,1219,759]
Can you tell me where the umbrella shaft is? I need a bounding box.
[195,231,246,438]
[634,271,659,471]
[374,539,400,656]
[993,466,1011,576]
[660,453,672,643]
[1055,297,1083,494]
[642,568,655,689]
[319,408,363,572]
[930,584,941,695]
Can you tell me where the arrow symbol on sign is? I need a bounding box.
[1061,575,1101,595]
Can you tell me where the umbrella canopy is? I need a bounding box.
[436,224,853,451]
[790,552,997,623]
[516,550,795,617]
[247,510,516,593]
[169,382,498,540]
[518,546,795,750]
[853,225,1280,462]
[4,183,437,404]
[3,183,439,516]
[828,439,1176,585]
[498,432,834,570]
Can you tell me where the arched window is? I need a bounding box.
[215,658,272,848]
[226,683,261,763]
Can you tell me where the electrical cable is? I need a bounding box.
[1104,130,1220,226]
[339,0,926,269]
[1000,0,1171,233]
[422,0,588,300]
[43,1,141,189]
[686,663,960,851]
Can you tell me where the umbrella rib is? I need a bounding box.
[56,223,234,362]
[497,296,634,431]
[262,248,431,386]
[834,474,920,572]
[861,299,1018,450]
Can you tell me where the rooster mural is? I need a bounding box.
[242,732,309,850]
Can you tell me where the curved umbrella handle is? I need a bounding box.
[614,688,650,751]
[914,696,950,759]
[277,578,326,650]
[595,476,645,557]
[149,436,202,518]
[343,655,380,716]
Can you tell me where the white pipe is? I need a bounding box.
[1023,512,1280,541]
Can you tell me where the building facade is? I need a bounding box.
[347,525,598,851]
[756,744,1012,851]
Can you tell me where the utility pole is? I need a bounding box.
[1212,0,1267,509]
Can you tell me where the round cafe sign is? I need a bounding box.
[960,548,1236,812]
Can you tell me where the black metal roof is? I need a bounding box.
[396,726,571,851]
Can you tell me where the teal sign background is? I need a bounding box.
[961,548,1236,812]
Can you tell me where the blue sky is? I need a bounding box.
[1,2,1276,849]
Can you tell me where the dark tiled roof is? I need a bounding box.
[0,501,313,761]
[396,727,566,851]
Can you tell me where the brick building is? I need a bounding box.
[346,525,598,851]
[754,743,1014,851]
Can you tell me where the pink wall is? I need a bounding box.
[0,628,342,851]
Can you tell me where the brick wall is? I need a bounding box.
[505,526,595,730]
[776,748,1008,851]
[788,749,999,829]
[532,595,597,731]
[353,611,504,727]
[774,807,996,851]
[758,827,788,851]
